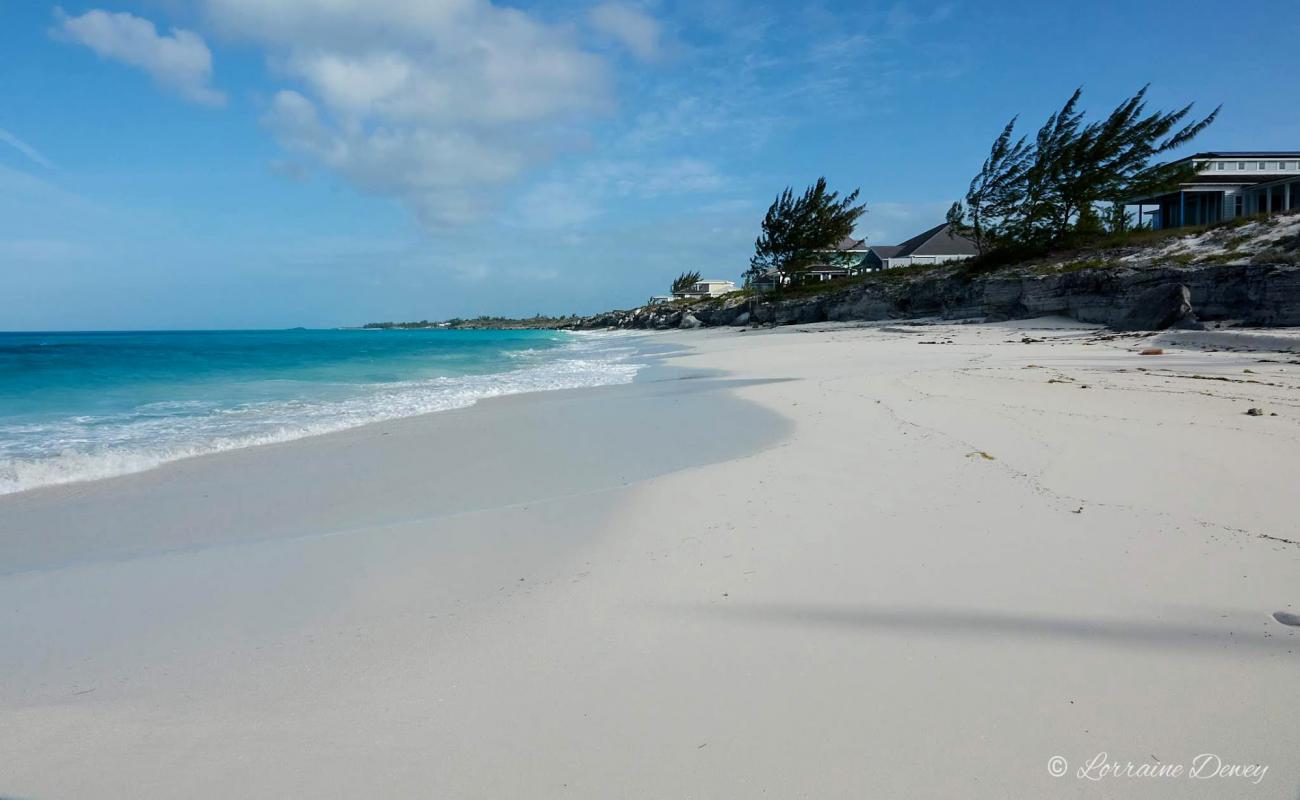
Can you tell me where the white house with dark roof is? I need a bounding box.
[673,278,737,299]
[862,222,978,270]
[1120,151,1300,229]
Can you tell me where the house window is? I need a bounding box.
[1238,162,1246,170]
[1234,195,1244,217]
[1213,162,1224,170]
[1258,162,1267,170]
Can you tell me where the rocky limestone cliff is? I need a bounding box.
[573,212,1300,331]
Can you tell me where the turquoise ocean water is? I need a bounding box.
[0,329,642,495]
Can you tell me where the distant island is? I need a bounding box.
[363,314,581,330]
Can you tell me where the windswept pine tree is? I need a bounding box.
[959,86,1218,256]
[670,270,702,294]
[961,117,1033,254]
[751,178,866,276]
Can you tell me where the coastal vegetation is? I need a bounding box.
[670,271,702,294]
[574,208,1300,330]
[750,177,866,277]
[951,86,1220,262]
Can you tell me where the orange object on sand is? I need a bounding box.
[1139,348,1164,356]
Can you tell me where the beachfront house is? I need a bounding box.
[860,245,901,271]
[863,222,978,270]
[673,279,737,300]
[804,235,871,281]
[743,235,870,290]
[744,267,786,292]
[1119,152,1300,229]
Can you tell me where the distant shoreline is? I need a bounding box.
[361,316,580,330]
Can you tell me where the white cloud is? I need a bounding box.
[513,157,725,229]
[202,0,610,226]
[515,182,601,230]
[588,2,662,61]
[53,8,225,106]
[265,89,531,226]
[0,128,54,169]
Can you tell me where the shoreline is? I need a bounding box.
[0,335,787,575]
[0,329,664,500]
[3,318,1298,798]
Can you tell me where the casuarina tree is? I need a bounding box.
[751,178,866,276]
[959,86,1218,256]
[670,271,702,294]
[961,117,1033,255]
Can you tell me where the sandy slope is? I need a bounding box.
[2,319,1297,799]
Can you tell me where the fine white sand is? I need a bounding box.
[2,319,1298,798]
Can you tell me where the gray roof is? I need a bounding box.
[892,222,979,258]
[1186,151,1300,159]
[832,235,868,251]
[867,245,901,258]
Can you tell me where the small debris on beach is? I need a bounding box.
[1273,611,1300,627]
[1245,407,1265,416]
[1139,348,1164,356]
[967,450,996,461]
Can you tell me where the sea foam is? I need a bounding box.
[0,332,642,495]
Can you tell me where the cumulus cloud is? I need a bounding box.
[203,0,612,226]
[53,8,224,106]
[588,2,662,60]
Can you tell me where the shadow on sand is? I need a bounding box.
[689,603,1294,655]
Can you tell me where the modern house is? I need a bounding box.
[861,245,901,270]
[862,222,978,270]
[804,236,871,281]
[744,235,871,289]
[1119,152,1300,229]
[673,279,737,299]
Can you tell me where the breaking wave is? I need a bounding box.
[0,332,642,495]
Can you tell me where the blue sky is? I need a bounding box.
[2,0,1298,329]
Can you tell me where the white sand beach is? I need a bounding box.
[2,319,1298,799]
